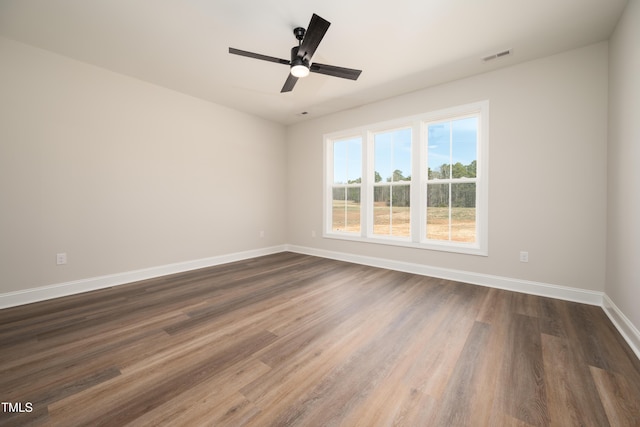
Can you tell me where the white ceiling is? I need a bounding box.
[0,0,628,125]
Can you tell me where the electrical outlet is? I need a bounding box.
[311,230,316,237]
[56,253,67,265]
[519,251,529,263]
[259,230,265,238]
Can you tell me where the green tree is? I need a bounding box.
[466,160,477,178]
[392,169,405,182]
[346,177,361,203]
[452,162,467,178]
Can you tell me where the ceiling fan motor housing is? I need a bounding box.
[291,46,309,67]
[293,27,306,41]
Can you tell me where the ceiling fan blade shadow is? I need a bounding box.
[310,63,362,80]
[298,14,330,62]
[281,73,298,92]
[229,47,290,65]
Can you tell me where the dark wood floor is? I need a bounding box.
[1,252,639,426]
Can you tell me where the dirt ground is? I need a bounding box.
[332,201,476,242]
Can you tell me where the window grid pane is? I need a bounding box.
[374,128,412,183]
[451,183,476,242]
[333,138,362,184]
[426,183,450,240]
[332,186,361,233]
[374,184,410,237]
[451,117,478,178]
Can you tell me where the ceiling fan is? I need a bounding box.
[229,13,362,93]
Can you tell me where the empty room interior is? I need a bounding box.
[1,1,639,426]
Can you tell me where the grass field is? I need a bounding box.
[332,201,476,242]
[331,200,362,233]
[426,206,476,242]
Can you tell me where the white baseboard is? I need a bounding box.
[602,294,640,361]
[2,244,637,363]
[0,245,287,309]
[1,244,601,309]
[286,245,603,305]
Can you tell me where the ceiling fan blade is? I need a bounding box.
[310,63,362,80]
[229,47,290,65]
[298,14,330,62]
[281,73,298,93]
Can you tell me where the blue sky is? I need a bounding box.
[428,117,478,172]
[333,117,477,184]
[374,128,412,181]
[333,137,362,183]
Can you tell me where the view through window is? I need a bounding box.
[325,101,488,255]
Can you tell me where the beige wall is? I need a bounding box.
[0,35,618,305]
[607,0,640,331]
[287,42,609,292]
[0,37,287,294]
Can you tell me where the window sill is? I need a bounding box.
[323,232,488,256]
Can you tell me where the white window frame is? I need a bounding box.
[326,135,363,235]
[324,100,489,256]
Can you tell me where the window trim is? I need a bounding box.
[368,125,414,240]
[324,101,489,256]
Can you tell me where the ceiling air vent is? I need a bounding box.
[482,49,512,62]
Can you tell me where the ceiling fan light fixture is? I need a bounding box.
[290,60,310,78]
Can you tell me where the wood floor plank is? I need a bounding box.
[239,273,420,419]
[536,297,568,338]
[252,277,438,426]
[1,314,182,391]
[389,388,438,427]
[402,281,486,400]
[590,365,640,426]
[431,321,495,426]
[1,252,638,426]
[495,313,550,426]
[337,280,455,426]
[48,329,278,426]
[126,359,270,426]
[541,333,610,426]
